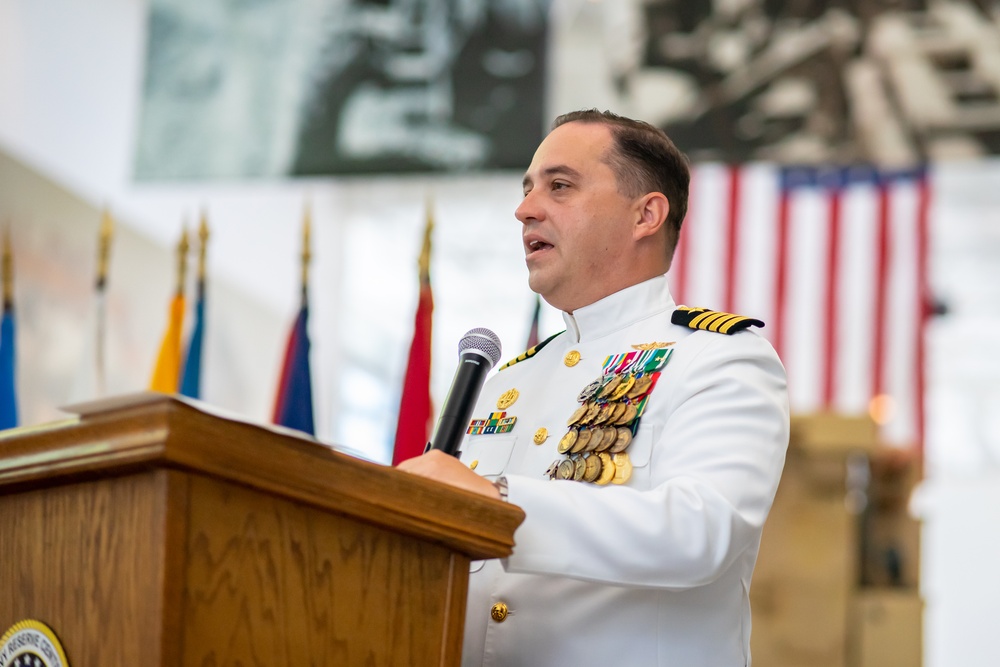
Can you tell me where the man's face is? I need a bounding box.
[516,121,639,313]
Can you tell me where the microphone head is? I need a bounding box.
[458,327,503,369]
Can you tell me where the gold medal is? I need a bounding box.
[616,402,638,426]
[567,404,589,426]
[545,459,561,479]
[593,402,614,425]
[582,401,602,424]
[610,426,633,453]
[609,374,636,401]
[564,350,582,367]
[583,453,602,482]
[611,452,633,484]
[627,374,654,399]
[597,374,623,400]
[533,427,548,445]
[585,427,604,452]
[557,459,576,480]
[609,401,628,423]
[558,428,578,454]
[595,426,617,452]
[469,459,479,470]
[572,456,587,481]
[595,452,616,485]
[571,428,592,454]
[496,388,520,410]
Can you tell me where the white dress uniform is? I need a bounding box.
[458,274,789,667]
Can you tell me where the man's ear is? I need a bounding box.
[633,192,669,241]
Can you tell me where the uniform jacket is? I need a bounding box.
[459,275,790,666]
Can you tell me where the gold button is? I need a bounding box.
[533,427,548,445]
[490,602,509,622]
[564,350,581,367]
[469,460,479,470]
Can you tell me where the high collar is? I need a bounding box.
[561,274,676,344]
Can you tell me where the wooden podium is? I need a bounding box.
[0,393,524,666]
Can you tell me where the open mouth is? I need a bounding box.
[526,239,553,256]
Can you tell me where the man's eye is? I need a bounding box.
[552,181,568,190]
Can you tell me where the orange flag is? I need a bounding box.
[149,227,188,393]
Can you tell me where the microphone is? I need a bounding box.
[427,327,503,457]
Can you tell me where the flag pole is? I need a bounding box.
[272,203,316,435]
[391,197,435,465]
[149,224,189,393]
[180,211,209,399]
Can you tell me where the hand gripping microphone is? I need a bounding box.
[428,327,503,457]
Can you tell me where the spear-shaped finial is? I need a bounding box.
[2,227,12,308]
[418,196,434,281]
[197,209,210,283]
[176,225,190,296]
[300,203,312,299]
[97,207,114,290]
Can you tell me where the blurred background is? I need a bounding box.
[2,0,999,664]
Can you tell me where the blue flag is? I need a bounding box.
[272,303,315,435]
[180,282,205,399]
[0,302,18,429]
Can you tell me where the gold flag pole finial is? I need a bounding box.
[197,209,210,283]
[176,225,190,296]
[300,203,312,298]
[418,195,434,280]
[97,207,115,290]
[2,226,12,306]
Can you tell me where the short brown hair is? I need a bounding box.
[553,109,690,256]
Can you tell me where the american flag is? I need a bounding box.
[668,163,931,450]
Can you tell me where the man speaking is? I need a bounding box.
[399,109,789,666]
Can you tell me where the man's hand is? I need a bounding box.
[397,450,501,500]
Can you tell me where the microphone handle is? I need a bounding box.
[429,351,492,457]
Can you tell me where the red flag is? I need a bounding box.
[392,207,435,465]
[669,164,931,451]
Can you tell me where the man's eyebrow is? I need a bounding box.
[522,165,583,189]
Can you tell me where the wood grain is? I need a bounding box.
[180,473,468,666]
[0,471,170,666]
[0,394,517,666]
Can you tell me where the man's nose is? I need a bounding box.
[515,191,542,225]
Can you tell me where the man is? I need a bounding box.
[399,109,789,666]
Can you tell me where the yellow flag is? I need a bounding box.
[149,226,189,393]
[148,294,186,392]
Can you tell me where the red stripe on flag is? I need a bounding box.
[723,165,742,312]
[773,183,791,360]
[822,184,843,406]
[872,182,891,398]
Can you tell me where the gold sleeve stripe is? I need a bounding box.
[498,331,565,371]
[671,306,764,335]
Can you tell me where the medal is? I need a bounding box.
[611,452,633,484]
[595,452,616,485]
[497,388,519,410]
[558,428,578,454]
[583,453,602,483]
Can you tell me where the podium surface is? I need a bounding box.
[0,393,524,666]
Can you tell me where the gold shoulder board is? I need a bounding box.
[671,306,764,335]
[498,331,564,371]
